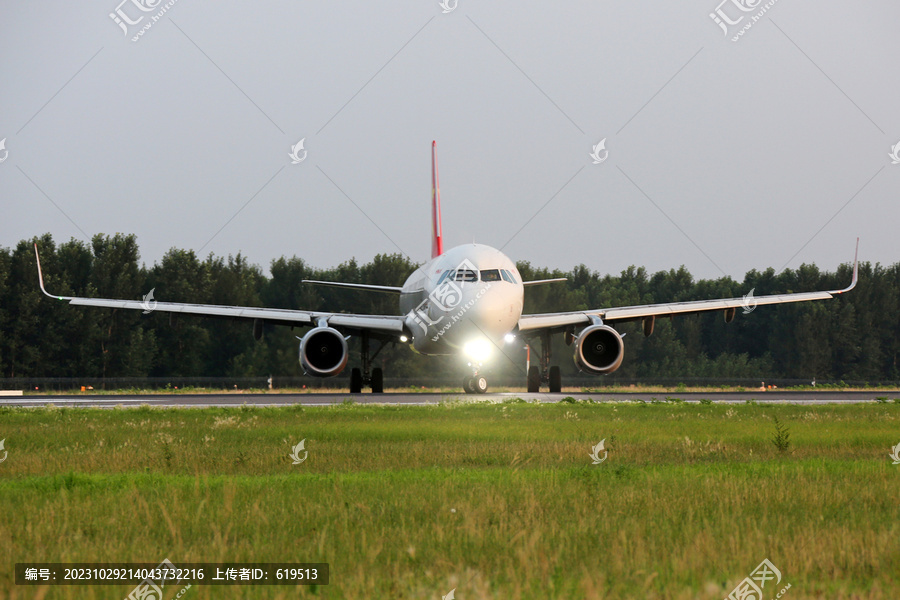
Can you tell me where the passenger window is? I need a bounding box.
[480,269,502,282]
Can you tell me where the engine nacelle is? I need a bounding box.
[299,327,349,377]
[573,324,624,375]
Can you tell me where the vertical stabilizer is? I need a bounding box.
[431,141,444,259]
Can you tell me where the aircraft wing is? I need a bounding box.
[34,244,405,335]
[517,241,858,334]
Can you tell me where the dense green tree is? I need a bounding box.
[145,248,210,376]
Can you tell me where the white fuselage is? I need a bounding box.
[399,244,524,357]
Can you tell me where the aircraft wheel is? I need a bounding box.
[549,366,561,393]
[350,368,362,394]
[527,366,540,393]
[371,368,384,393]
[463,377,475,394]
[473,375,488,394]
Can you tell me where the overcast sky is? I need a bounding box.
[2,1,898,282]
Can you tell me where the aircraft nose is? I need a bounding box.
[465,282,521,337]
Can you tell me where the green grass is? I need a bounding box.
[1,401,899,599]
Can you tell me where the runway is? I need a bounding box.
[2,390,897,408]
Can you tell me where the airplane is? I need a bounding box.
[34,141,859,394]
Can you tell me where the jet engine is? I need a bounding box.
[299,326,348,377]
[573,324,624,375]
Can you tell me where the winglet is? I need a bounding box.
[831,237,859,295]
[34,243,66,300]
[431,141,444,259]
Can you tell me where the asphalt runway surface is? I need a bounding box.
[3,390,898,408]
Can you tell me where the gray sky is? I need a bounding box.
[2,0,898,281]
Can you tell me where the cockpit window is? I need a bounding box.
[450,269,478,283]
[501,269,517,284]
[480,269,501,282]
[435,270,453,286]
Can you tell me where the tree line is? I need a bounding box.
[0,234,897,383]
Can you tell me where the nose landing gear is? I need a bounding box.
[463,374,489,394]
[463,360,489,394]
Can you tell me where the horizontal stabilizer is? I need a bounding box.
[302,280,403,294]
[523,278,568,287]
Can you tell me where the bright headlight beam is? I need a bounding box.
[463,339,492,363]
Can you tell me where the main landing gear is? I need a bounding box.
[526,331,562,393]
[349,331,386,393]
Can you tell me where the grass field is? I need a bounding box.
[1,400,898,599]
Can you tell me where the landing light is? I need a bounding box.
[504,333,516,344]
[399,335,409,343]
[463,339,492,362]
